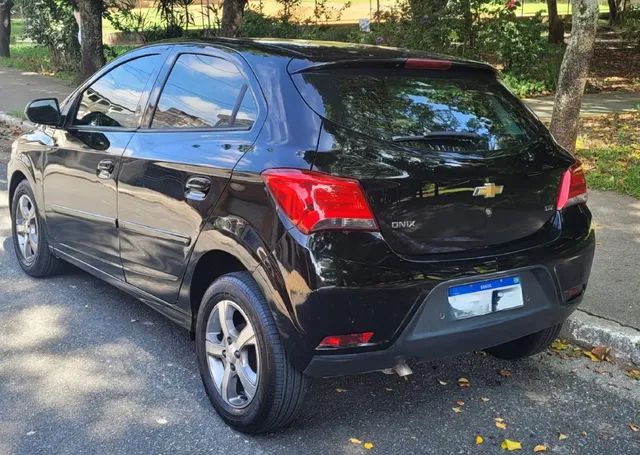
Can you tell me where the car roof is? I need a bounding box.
[145,38,495,72]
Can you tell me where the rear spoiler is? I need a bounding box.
[288,58,497,75]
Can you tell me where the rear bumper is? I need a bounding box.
[262,205,595,376]
[304,265,583,377]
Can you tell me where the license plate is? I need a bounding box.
[448,276,524,320]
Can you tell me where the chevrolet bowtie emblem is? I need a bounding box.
[473,183,504,198]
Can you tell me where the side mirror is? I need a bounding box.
[25,98,61,126]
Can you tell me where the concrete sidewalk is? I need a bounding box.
[1,64,639,363]
[524,92,640,120]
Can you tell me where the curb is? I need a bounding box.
[0,111,34,129]
[562,310,640,365]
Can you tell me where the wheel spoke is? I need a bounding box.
[20,235,30,259]
[29,231,38,255]
[205,336,225,358]
[236,325,256,350]
[15,224,26,235]
[237,365,257,400]
[19,196,31,219]
[217,300,231,338]
[220,364,234,403]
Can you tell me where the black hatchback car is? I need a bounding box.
[8,39,594,433]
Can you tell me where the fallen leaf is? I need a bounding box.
[500,439,522,451]
[437,379,448,386]
[481,397,490,402]
[498,369,512,377]
[452,407,463,413]
[458,377,471,388]
[551,339,570,351]
[533,444,547,452]
[363,442,374,450]
[558,433,568,441]
[494,418,505,423]
[582,350,601,362]
[590,345,611,361]
[456,400,465,406]
[496,421,508,430]
[475,435,484,445]
[385,388,393,392]
[581,431,587,437]
[629,423,640,432]
[625,369,640,380]
[336,388,347,393]
[349,438,362,445]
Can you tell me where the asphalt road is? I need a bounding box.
[1,129,639,454]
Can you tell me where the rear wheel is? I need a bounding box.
[195,272,308,433]
[487,323,563,360]
[11,180,64,277]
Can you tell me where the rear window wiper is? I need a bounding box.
[391,132,484,142]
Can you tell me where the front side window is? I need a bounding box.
[152,54,258,129]
[74,54,162,128]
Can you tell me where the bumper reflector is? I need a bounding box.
[317,332,374,349]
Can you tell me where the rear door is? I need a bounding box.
[293,65,572,256]
[117,48,264,302]
[43,52,165,278]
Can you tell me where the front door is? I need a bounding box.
[117,50,263,302]
[43,53,165,279]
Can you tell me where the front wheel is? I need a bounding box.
[195,272,308,433]
[487,323,563,360]
[11,180,64,277]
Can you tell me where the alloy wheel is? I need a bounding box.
[15,194,38,264]
[205,300,260,408]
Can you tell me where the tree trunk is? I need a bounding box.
[78,0,105,81]
[549,0,599,153]
[607,0,618,25]
[220,0,248,37]
[547,0,565,44]
[0,0,13,58]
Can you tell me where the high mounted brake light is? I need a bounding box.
[556,161,588,210]
[262,169,378,235]
[404,58,452,70]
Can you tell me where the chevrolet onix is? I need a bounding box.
[8,39,595,433]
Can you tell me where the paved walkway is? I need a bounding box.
[0,67,74,116]
[524,92,640,120]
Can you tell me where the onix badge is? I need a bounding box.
[473,183,504,198]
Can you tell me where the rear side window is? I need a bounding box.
[74,54,162,128]
[152,54,258,129]
[294,71,539,151]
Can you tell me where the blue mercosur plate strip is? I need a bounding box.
[448,275,521,297]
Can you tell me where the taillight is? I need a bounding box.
[556,161,588,210]
[317,332,374,349]
[262,169,378,234]
[404,58,452,70]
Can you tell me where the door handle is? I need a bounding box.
[97,159,115,179]
[185,176,211,201]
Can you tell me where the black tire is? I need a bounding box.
[195,272,308,433]
[487,323,563,360]
[11,180,65,277]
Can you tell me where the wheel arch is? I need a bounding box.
[178,222,310,370]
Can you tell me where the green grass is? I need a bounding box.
[0,43,74,80]
[580,146,640,199]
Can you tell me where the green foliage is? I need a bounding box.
[21,0,80,72]
[480,8,546,74]
[0,43,74,79]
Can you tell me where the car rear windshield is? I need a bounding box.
[293,70,540,151]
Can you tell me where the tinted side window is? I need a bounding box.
[74,54,162,128]
[152,54,258,129]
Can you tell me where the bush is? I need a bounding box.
[21,0,80,72]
